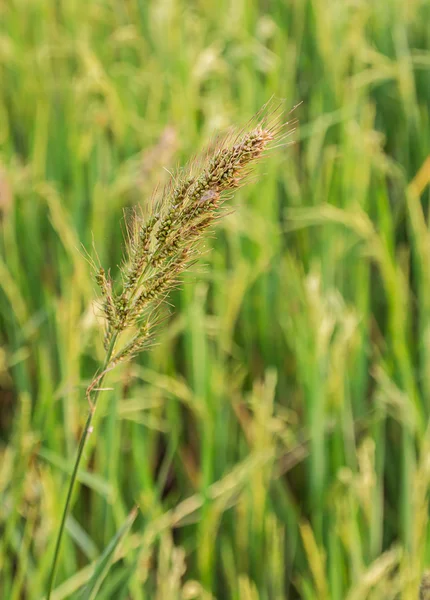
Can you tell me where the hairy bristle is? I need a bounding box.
[94,102,292,363]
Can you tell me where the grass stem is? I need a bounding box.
[46,333,118,600]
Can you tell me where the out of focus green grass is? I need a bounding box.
[1,0,430,598]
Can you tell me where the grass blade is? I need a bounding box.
[79,507,138,600]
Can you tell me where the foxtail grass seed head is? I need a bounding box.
[95,102,294,363]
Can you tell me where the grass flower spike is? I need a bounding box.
[95,104,287,366]
[46,102,292,599]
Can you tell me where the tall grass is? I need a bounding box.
[1,0,430,598]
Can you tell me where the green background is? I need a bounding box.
[1,0,430,598]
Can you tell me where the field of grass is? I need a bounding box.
[2,0,430,598]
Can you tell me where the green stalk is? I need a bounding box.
[46,333,118,600]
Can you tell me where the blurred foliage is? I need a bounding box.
[1,0,430,598]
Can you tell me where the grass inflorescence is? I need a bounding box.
[95,107,285,367]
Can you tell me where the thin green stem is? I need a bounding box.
[46,333,118,600]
